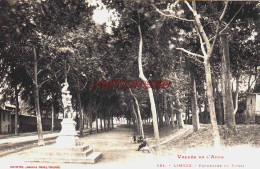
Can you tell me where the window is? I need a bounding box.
[3,113,5,121]
[8,113,10,121]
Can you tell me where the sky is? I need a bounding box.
[88,0,120,34]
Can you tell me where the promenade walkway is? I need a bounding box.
[0,125,193,169]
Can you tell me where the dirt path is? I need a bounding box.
[82,126,154,164]
[1,125,258,169]
[0,126,161,169]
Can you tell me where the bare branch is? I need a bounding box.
[172,0,180,7]
[50,69,62,87]
[199,35,207,56]
[37,69,45,76]
[186,55,204,64]
[151,4,194,22]
[37,55,52,63]
[80,81,88,91]
[221,4,244,32]
[39,78,52,88]
[219,1,229,21]
[195,26,207,56]
[184,0,194,13]
[129,88,135,98]
[208,4,245,43]
[184,1,211,52]
[129,18,137,24]
[72,67,88,79]
[208,1,229,57]
[176,48,204,58]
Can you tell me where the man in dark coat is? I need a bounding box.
[137,138,147,151]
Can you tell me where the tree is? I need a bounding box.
[0,0,97,145]
[137,12,160,149]
[173,73,185,129]
[188,60,200,131]
[129,89,144,138]
[220,33,236,131]
[178,1,230,147]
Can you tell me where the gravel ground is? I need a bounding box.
[0,124,259,169]
[159,124,260,153]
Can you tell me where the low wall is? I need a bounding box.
[11,114,62,133]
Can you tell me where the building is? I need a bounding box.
[0,103,16,134]
[246,93,260,124]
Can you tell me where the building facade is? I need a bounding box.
[246,93,260,124]
[0,104,15,134]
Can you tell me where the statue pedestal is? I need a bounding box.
[24,82,102,164]
[56,118,81,147]
[25,117,102,164]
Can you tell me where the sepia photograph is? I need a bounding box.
[0,0,259,169]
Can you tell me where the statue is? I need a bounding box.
[61,82,72,118]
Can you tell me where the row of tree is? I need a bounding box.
[0,0,259,148]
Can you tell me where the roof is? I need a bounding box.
[0,103,16,112]
[247,93,260,95]
[4,103,16,109]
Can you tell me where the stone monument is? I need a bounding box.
[56,82,80,146]
[25,82,102,164]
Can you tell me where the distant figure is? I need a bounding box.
[137,138,147,151]
[137,136,143,143]
[133,134,136,143]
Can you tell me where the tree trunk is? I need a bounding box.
[103,116,106,131]
[134,99,144,138]
[175,95,184,129]
[173,73,184,129]
[111,116,114,129]
[198,103,202,123]
[176,98,184,129]
[107,114,111,130]
[169,98,176,128]
[204,57,221,147]
[204,98,209,123]
[158,108,163,127]
[89,113,92,134]
[131,100,139,133]
[77,91,83,137]
[33,47,45,146]
[95,111,99,133]
[107,106,113,130]
[14,85,19,135]
[137,24,160,149]
[51,102,54,132]
[133,117,137,131]
[185,108,189,124]
[217,77,224,125]
[220,33,236,131]
[129,89,144,138]
[233,74,240,115]
[100,114,103,132]
[164,90,170,126]
[85,114,89,129]
[171,111,176,128]
[190,66,200,131]
[160,92,164,126]
[248,74,252,92]
[183,0,227,148]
